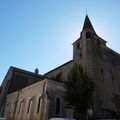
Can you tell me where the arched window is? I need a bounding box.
[55,97,61,115]
[27,98,32,113]
[18,101,22,113]
[37,96,41,113]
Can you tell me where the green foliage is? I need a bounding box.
[112,94,120,114]
[64,63,95,120]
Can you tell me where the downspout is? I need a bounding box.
[40,81,47,120]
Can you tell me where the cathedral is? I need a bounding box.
[0,15,120,120]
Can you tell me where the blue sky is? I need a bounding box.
[0,0,120,85]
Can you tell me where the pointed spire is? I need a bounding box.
[82,15,95,32]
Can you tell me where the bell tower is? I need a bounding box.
[73,15,106,76]
[73,15,108,114]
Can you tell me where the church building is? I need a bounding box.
[0,15,120,120]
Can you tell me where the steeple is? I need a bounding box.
[82,15,95,33]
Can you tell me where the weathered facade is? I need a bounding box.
[0,15,120,119]
[4,79,71,120]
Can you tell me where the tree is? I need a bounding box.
[112,94,120,115]
[64,63,95,120]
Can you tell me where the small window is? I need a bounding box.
[86,32,91,38]
[76,42,80,49]
[100,69,104,80]
[55,97,61,115]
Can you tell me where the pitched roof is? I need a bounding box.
[10,66,44,78]
[73,15,107,44]
[82,14,95,32]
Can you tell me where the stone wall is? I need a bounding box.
[3,79,73,120]
[73,27,120,115]
[45,61,74,82]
